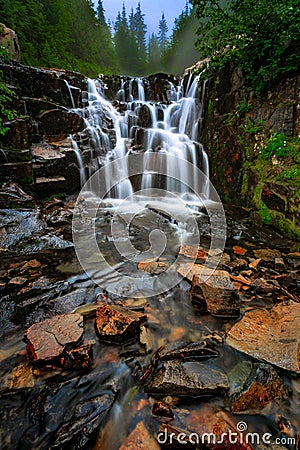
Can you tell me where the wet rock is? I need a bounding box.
[227,362,290,413]
[5,363,35,389]
[51,392,115,448]
[152,400,174,419]
[1,117,33,149]
[179,245,208,260]
[0,182,34,208]
[137,259,168,274]
[253,248,282,261]
[262,184,286,213]
[146,360,229,396]
[95,303,147,343]
[24,313,83,363]
[179,405,255,449]
[250,277,279,293]
[119,421,160,450]
[226,301,300,374]
[178,263,230,282]
[191,273,240,317]
[61,340,94,371]
[38,109,84,137]
[233,245,247,256]
[157,340,219,361]
[50,288,96,316]
[0,161,33,187]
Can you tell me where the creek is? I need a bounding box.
[0,73,299,450]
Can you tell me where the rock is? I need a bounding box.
[24,313,84,363]
[177,263,230,282]
[275,257,286,271]
[38,109,84,137]
[253,248,282,261]
[5,363,35,389]
[191,273,240,317]
[157,340,219,361]
[152,400,174,419]
[61,340,94,371]
[227,362,290,413]
[158,408,255,449]
[262,184,286,213]
[137,259,168,274]
[119,421,160,450]
[0,183,34,208]
[250,277,278,293]
[179,245,208,260]
[0,23,20,61]
[95,303,147,343]
[233,245,247,256]
[226,301,300,374]
[1,117,33,149]
[146,360,229,396]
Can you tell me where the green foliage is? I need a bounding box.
[191,0,300,92]
[243,117,263,134]
[278,167,300,182]
[261,132,294,159]
[0,0,118,76]
[0,45,17,135]
[259,203,271,224]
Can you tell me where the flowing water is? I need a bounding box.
[0,75,299,449]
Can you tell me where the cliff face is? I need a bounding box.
[201,63,300,239]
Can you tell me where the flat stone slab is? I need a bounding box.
[177,263,230,282]
[24,313,83,362]
[147,360,229,396]
[226,301,300,374]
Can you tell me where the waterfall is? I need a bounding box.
[71,73,211,204]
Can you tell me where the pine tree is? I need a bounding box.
[132,2,147,74]
[148,33,161,73]
[158,13,169,56]
[96,0,106,26]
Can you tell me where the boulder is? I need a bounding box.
[146,360,229,396]
[0,23,20,61]
[119,421,160,450]
[226,301,300,374]
[227,362,290,413]
[38,109,84,137]
[95,303,147,343]
[24,313,83,363]
[191,273,240,317]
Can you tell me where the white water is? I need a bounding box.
[71,74,210,203]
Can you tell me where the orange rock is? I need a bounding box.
[119,421,160,450]
[24,314,84,363]
[226,301,300,374]
[95,303,147,343]
[179,245,208,260]
[233,246,247,256]
[248,259,261,270]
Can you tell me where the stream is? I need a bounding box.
[0,74,299,449]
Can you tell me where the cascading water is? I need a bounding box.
[71,74,210,206]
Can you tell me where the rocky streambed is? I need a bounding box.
[0,181,299,450]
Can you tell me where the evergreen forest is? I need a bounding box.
[0,0,199,77]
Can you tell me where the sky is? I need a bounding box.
[95,0,188,36]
